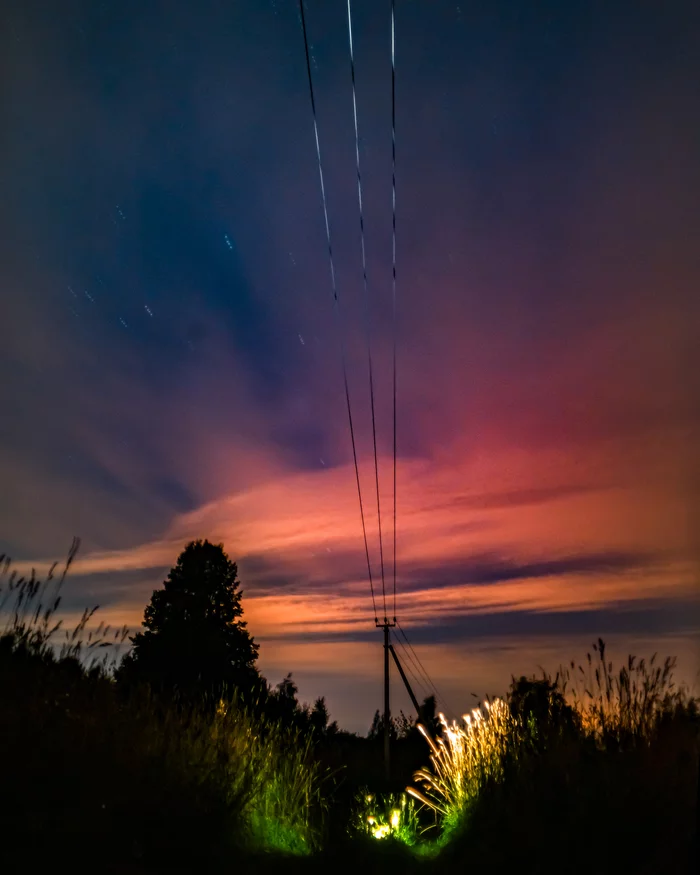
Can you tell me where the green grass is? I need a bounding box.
[349,789,423,844]
[0,547,324,870]
[0,637,326,865]
[226,703,326,854]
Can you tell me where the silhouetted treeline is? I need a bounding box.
[1,541,697,875]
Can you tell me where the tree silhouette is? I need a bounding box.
[309,696,338,739]
[368,695,439,742]
[368,709,398,742]
[118,540,260,703]
[264,672,300,726]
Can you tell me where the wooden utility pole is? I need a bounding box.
[379,619,396,781]
[380,623,423,782]
[383,622,391,779]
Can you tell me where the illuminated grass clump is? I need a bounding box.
[214,699,325,855]
[408,698,514,835]
[351,790,420,844]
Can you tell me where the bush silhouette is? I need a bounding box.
[509,674,580,752]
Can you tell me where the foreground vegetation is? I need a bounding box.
[1,542,698,874]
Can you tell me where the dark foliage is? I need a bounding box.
[118,539,261,704]
[0,633,252,872]
[439,662,699,875]
[508,673,580,753]
[2,543,698,875]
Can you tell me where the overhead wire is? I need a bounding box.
[396,620,456,718]
[298,1,457,734]
[345,0,388,623]
[390,0,398,624]
[392,631,430,700]
[297,0,378,623]
[394,623,436,701]
[298,1,456,732]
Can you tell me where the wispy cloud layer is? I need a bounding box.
[2,0,699,731]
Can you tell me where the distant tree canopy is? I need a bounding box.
[368,694,438,741]
[260,672,339,738]
[118,539,260,703]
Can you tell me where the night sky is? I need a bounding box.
[2,0,699,732]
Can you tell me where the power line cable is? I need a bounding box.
[298,0,378,623]
[392,631,430,700]
[345,0,388,622]
[396,620,456,717]
[390,0,398,624]
[391,628,426,692]
[394,623,436,700]
[397,624,443,704]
